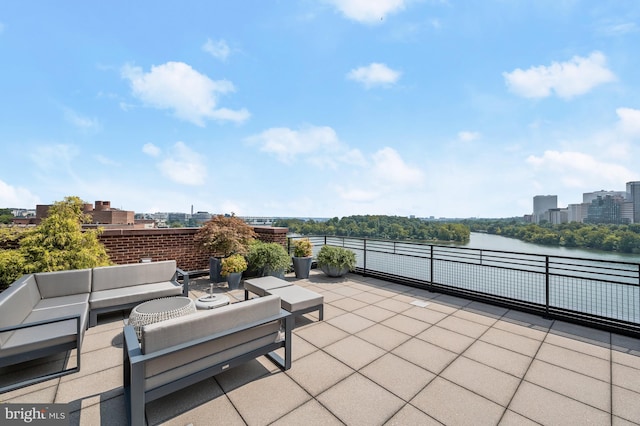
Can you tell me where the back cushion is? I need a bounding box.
[92,260,176,292]
[142,295,281,354]
[35,269,92,298]
[0,275,41,345]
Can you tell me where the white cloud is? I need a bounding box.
[247,125,344,164]
[327,0,407,23]
[347,63,401,89]
[121,61,249,126]
[503,51,615,99]
[526,150,636,188]
[371,147,425,186]
[94,155,120,167]
[64,107,100,131]
[598,22,638,36]
[202,38,231,61]
[0,179,39,207]
[157,142,206,185]
[142,143,161,157]
[458,131,480,142]
[616,107,640,137]
[29,144,79,171]
[336,186,380,202]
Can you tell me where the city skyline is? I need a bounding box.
[1,2,639,218]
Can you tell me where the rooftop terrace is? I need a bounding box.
[2,269,640,425]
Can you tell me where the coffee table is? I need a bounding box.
[128,296,196,339]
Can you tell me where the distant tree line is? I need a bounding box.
[0,209,13,224]
[274,215,470,243]
[464,219,640,254]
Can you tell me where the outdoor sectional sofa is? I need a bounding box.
[0,260,185,393]
[123,294,292,426]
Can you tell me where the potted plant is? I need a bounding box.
[221,254,248,290]
[247,241,291,279]
[193,214,256,283]
[291,238,313,279]
[317,245,356,278]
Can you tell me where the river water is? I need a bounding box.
[458,232,640,264]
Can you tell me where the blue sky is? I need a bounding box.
[1,1,639,218]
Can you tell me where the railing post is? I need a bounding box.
[363,239,367,277]
[429,245,434,289]
[545,255,550,317]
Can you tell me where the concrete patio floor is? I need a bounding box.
[2,269,640,425]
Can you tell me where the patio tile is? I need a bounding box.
[294,321,349,348]
[317,373,405,426]
[392,338,457,374]
[226,372,311,426]
[498,410,540,425]
[437,315,490,339]
[368,287,401,298]
[324,335,387,370]
[524,359,610,411]
[401,305,449,324]
[320,303,348,320]
[390,293,419,303]
[351,291,387,305]
[360,353,435,401]
[381,314,431,336]
[431,293,472,309]
[549,320,611,349]
[441,356,520,406]
[331,285,365,297]
[493,318,548,341]
[373,298,413,313]
[69,394,126,426]
[614,416,640,426]
[329,297,368,312]
[146,377,244,426]
[416,325,475,354]
[82,326,123,352]
[214,358,277,393]
[426,301,458,315]
[2,383,58,404]
[544,329,610,360]
[536,342,610,382]
[611,334,640,369]
[385,404,441,425]
[453,308,500,326]
[500,309,553,331]
[285,350,353,396]
[352,304,397,322]
[411,377,504,426]
[509,381,609,425]
[62,345,121,381]
[271,399,344,426]
[318,290,345,303]
[355,323,412,351]
[463,340,533,378]
[55,365,123,404]
[612,385,640,424]
[463,300,509,319]
[327,312,376,334]
[612,362,640,393]
[480,327,542,357]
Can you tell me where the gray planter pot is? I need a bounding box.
[226,272,243,290]
[292,257,313,279]
[263,268,286,279]
[320,264,350,278]
[209,257,223,284]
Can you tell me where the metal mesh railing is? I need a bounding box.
[289,235,640,335]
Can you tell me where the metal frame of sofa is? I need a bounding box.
[123,295,293,426]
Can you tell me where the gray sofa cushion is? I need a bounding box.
[35,269,92,298]
[1,303,88,359]
[268,285,324,313]
[33,294,90,311]
[142,295,282,354]
[89,281,182,310]
[92,260,177,292]
[0,276,41,346]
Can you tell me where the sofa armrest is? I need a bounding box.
[0,313,81,335]
[175,267,189,297]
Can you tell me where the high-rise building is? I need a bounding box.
[583,190,626,204]
[533,195,557,224]
[627,181,640,224]
[585,195,626,224]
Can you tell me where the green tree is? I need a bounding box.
[19,196,111,273]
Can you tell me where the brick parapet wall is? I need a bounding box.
[98,226,288,271]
